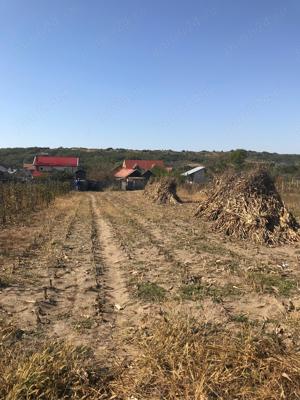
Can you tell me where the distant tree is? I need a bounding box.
[50,170,74,181]
[151,166,169,177]
[229,149,248,169]
[1,147,300,180]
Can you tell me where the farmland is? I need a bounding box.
[1,187,300,399]
[0,181,70,226]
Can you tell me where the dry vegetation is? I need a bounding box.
[144,177,182,204]
[0,323,112,400]
[0,181,70,226]
[1,177,300,399]
[111,315,300,399]
[195,169,299,245]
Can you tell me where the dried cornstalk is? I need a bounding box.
[0,181,70,227]
[144,177,182,205]
[195,169,300,245]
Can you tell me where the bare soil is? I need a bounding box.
[1,190,300,393]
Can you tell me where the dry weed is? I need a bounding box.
[111,314,300,399]
[0,320,115,400]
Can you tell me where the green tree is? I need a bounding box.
[229,149,248,169]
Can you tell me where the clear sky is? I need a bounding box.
[0,0,299,152]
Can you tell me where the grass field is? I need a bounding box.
[1,188,300,399]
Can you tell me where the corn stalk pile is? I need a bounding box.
[144,177,182,205]
[0,181,70,226]
[195,169,300,245]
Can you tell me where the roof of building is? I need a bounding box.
[114,168,137,179]
[123,159,165,170]
[33,155,79,167]
[181,166,206,176]
[7,168,17,174]
[0,165,8,173]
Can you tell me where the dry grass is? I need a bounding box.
[111,314,300,400]
[0,320,114,400]
[282,193,300,220]
[3,314,300,400]
[177,183,208,203]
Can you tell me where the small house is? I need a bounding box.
[122,159,165,170]
[25,155,80,178]
[114,159,166,190]
[181,166,206,184]
[114,167,148,190]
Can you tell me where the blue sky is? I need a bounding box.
[0,0,299,152]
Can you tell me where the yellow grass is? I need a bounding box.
[0,321,113,400]
[111,314,300,400]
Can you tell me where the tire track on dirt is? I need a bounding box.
[95,193,237,326]
[104,193,300,324]
[31,194,122,359]
[1,192,144,364]
[93,193,186,297]
[90,193,142,360]
[98,193,189,273]
[102,193,246,279]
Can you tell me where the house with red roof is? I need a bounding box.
[114,159,168,180]
[114,159,171,190]
[24,155,80,178]
[122,159,165,170]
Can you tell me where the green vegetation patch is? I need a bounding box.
[230,314,249,324]
[72,317,95,332]
[180,283,241,303]
[248,272,297,297]
[137,282,166,302]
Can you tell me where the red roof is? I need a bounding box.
[123,160,165,170]
[114,168,136,179]
[33,156,79,167]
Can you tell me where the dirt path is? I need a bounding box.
[2,190,300,371]
[92,191,300,327]
[90,193,143,359]
[0,193,144,363]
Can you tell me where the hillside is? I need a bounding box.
[0,147,300,179]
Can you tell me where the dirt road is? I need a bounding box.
[1,191,300,364]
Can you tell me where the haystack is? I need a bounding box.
[195,169,299,245]
[144,177,182,205]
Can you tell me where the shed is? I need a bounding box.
[114,167,147,190]
[181,166,206,184]
[121,177,146,191]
